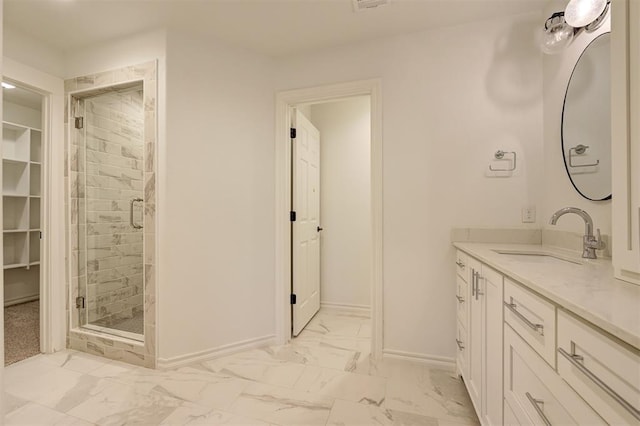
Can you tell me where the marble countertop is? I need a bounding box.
[453,242,640,351]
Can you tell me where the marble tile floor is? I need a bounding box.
[3,309,479,425]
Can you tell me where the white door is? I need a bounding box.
[292,109,321,336]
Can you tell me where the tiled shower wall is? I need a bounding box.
[65,62,157,368]
[84,90,144,327]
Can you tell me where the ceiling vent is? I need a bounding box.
[352,0,390,12]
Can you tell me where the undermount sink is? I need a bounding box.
[492,249,583,266]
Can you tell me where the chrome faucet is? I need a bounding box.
[549,207,605,259]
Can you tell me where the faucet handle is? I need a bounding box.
[594,228,606,250]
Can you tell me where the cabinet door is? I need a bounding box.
[467,256,483,412]
[612,0,640,284]
[481,264,503,426]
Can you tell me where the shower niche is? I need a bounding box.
[66,62,157,367]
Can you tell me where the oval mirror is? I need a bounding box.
[562,32,611,201]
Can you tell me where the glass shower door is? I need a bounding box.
[72,82,145,340]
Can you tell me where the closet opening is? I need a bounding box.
[2,81,45,365]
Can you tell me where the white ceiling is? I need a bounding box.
[4,0,546,58]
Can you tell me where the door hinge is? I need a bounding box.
[290,294,297,304]
[75,296,85,309]
[75,117,84,129]
[290,128,296,139]
[290,211,296,222]
[39,231,43,240]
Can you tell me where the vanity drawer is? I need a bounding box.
[504,278,556,367]
[456,319,469,378]
[456,250,468,282]
[456,275,469,327]
[504,325,605,426]
[557,310,640,425]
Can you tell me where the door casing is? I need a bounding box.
[3,58,66,354]
[275,79,383,359]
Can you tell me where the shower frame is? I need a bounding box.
[64,62,158,368]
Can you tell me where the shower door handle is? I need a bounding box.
[130,198,144,229]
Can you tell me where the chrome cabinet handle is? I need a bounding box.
[455,339,465,350]
[456,295,465,303]
[504,300,544,335]
[558,347,640,421]
[474,271,484,300]
[471,270,476,297]
[456,260,465,269]
[130,198,144,230]
[526,392,552,426]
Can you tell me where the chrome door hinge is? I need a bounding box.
[74,117,84,129]
[75,296,85,309]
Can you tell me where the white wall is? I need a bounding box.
[3,27,65,78]
[63,30,167,79]
[3,101,41,129]
[309,97,371,309]
[277,12,544,359]
[541,0,612,235]
[160,29,276,360]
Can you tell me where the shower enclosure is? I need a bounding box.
[66,62,157,369]
[71,82,145,341]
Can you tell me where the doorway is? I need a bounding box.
[2,82,44,365]
[275,79,383,359]
[2,59,67,366]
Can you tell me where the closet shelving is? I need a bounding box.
[2,121,41,270]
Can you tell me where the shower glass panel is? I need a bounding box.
[73,82,145,341]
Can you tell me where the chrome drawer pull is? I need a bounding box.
[474,271,484,300]
[558,347,640,421]
[504,301,544,335]
[455,339,465,350]
[456,260,465,269]
[456,295,465,303]
[525,392,552,426]
[471,270,476,297]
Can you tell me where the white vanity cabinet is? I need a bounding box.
[455,244,640,426]
[612,0,640,284]
[464,255,503,426]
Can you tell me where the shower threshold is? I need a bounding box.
[82,323,144,343]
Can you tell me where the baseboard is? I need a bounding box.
[157,334,276,369]
[320,302,371,315]
[383,349,456,370]
[4,294,39,307]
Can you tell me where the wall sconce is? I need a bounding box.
[541,0,610,55]
[541,12,575,55]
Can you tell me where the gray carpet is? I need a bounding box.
[4,300,40,366]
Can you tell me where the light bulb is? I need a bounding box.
[565,0,608,28]
[541,16,574,55]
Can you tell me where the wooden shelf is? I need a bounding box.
[3,101,44,308]
[3,119,41,269]
[4,263,28,270]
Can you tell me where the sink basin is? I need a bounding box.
[492,249,582,266]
